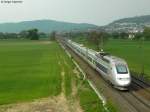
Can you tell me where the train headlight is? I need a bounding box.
[118,78,130,81]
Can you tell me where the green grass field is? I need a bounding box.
[0,40,113,112]
[73,37,150,80]
[0,41,62,104]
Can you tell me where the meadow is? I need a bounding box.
[0,40,62,104]
[0,40,113,112]
[73,37,150,80]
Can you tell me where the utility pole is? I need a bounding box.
[101,34,104,51]
[139,37,144,79]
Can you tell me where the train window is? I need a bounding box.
[116,65,128,74]
[88,56,92,62]
[96,62,108,73]
[81,52,85,56]
[82,52,86,56]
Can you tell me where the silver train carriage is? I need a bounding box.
[66,39,131,90]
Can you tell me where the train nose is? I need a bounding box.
[116,77,131,86]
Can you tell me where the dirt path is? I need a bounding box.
[59,54,83,112]
[0,95,71,112]
[68,71,83,112]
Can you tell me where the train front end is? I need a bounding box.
[113,61,131,90]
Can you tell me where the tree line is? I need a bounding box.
[0,28,48,40]
[62,31,109,51]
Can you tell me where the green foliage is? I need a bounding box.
[88,31,108,50]
[63,56,75,96]
[106,101,118,112]
[50,31,56,41]
[54,44,74,97]
[89,31,101,50]
[109,32,129,39]
[78,81,106,112]
[28,29,39,40]
[110,32,120,39]
[77,80,117,112]
[143,27,150,40]
[119,32,128,39]
[39,32,48,38]
[0,29,48,40]
[0,32,18,39]
[19,30,29,39]
[134,33,143,40]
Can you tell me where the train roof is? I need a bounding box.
[68,39,127,64]
[95,52,126,64]
[104,55,126,64]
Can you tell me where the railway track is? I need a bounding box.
[58,39,150,112]
[132,76,150,93]
[119,92,149,112]
[128,76,150,111]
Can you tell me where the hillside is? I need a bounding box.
[0,20,98,33]
[111,15,150,24]
[104,15,150,33]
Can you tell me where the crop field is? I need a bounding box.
[0,41,62,104]
[0,40,113,112]
[73,37,150,80]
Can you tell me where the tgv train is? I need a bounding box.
[65,39,131,90]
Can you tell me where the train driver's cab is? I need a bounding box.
[115,64,128,74]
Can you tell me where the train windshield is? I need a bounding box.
[116,64,128,74]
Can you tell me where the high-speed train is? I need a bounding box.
[65,39,131,90]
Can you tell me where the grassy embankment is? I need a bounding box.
[0,40,116,112]
[73,37,150,80]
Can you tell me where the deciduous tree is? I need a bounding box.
[28,29,39,40]
[89,31,108,51]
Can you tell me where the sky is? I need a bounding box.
[0,0,150,26]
